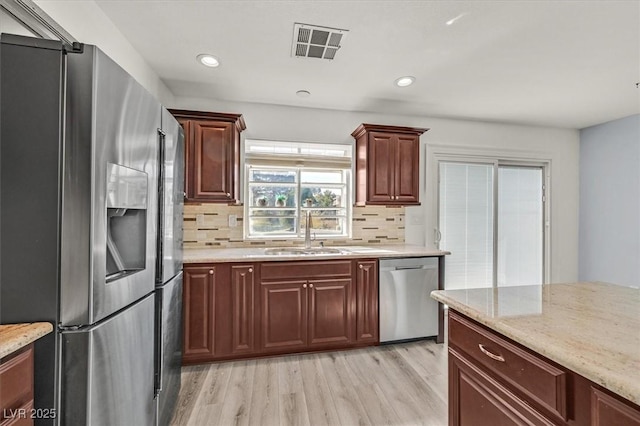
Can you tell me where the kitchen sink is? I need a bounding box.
[263,247,346,256]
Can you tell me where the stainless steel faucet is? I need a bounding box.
[304,210,314,249]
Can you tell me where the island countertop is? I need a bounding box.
[431,282,640,406]
[184,244,449,263]
[0,322,53,359]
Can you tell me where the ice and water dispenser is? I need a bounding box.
[105,163,149,282]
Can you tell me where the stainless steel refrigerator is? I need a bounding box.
[0,34,183,425]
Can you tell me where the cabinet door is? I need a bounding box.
[449,349,555,426]
[182,266,216,363]
[394,134,420,204]
[308,278,354,347]
[367,132,396,203]
[356,260,378,343]
[190,120,234,202]
[176,118,191,200]
[261,280,308,352]
[591,387,640,426]
[229,265,255,354]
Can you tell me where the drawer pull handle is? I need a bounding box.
[478,344,505,362]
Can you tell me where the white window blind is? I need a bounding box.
[497,166,543,287]
[439,162,494,290]
[439,160,545,290]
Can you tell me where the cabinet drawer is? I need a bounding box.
[0,345,34,421]
[261,260,352,280]
[0,399,34,426]
[449,312,567,421]
[450,348,555,426]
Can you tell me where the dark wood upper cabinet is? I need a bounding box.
[169,109,246,203]
[352,123,428,206]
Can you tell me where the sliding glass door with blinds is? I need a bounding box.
[438,159,546,290]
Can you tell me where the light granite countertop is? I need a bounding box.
[0,322,53,359]
[431,282,640,406]
[184,244,449,263]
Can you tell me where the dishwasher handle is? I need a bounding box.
[380,264,438,272]
[394,265,429,270]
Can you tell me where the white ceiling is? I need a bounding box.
[94,0,640,129]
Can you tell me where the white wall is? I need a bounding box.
[579,114,640,288]
[173,97,580,283]
[33,0,174,106]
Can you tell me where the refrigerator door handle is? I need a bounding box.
[155,130,166,284]
[155,291,164,396]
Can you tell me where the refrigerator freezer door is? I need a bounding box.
[155,272,183,426]
[60,294,155,426]
[157,108,185,285]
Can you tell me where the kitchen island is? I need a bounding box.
[431,282,640,425]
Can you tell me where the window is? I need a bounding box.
[244,140,351,239]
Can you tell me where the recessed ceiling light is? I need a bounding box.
[446,13,467,26]
[296,90,311,98]
[196,54,220,67]
[395,76,415,87]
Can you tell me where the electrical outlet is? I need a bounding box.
[228,214,238,227]
[409,214,424,225]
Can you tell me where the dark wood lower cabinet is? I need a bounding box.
[183,265,216,363]
[183,258,378,364]
[260,261,355,353]
[591,388,640,426]
[449,348,555,426]
[448,310,640,426]
[356,260,378,343]
[0,344,34,426]
[260,280,308,352]
[307,278,354,347]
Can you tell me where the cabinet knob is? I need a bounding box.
[303,284,307,288]
[309,284,314,288]
[359,264,364,269]
[226,193,231,198]
[248,268,253,273]
[208,270,214,275]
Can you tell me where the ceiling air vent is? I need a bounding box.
[292,23,348,60]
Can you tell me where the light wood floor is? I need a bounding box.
[171,340,448,426]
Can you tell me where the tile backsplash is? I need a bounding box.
[183,204,405,248]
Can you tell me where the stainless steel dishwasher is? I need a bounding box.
[379,257,439,343]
